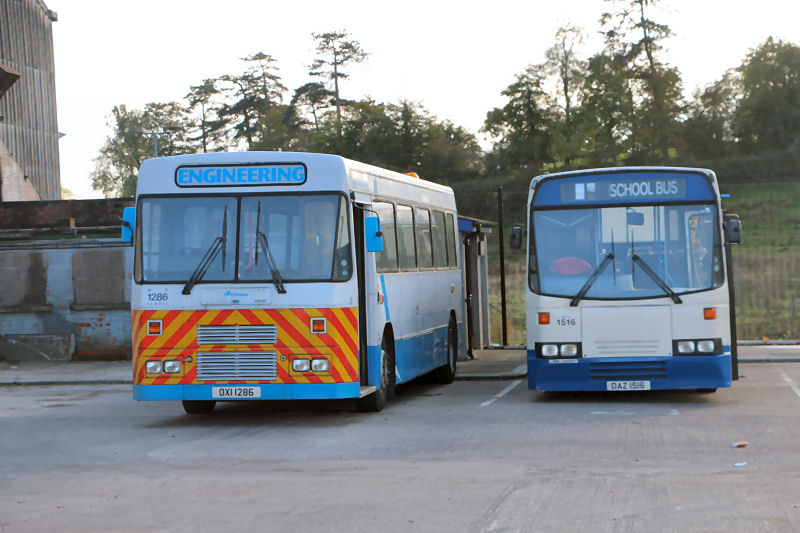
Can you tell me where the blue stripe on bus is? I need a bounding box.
[133,382,361,401]
[527,347,733,391]
[366,326,449,389]
[380,274,390,322]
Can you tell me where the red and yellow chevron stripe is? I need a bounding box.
[132,308,358,386]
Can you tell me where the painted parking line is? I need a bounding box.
[780,370,800,399]
[480,380,522,407]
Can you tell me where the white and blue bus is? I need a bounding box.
[124,152,464,413]
[512,167,741,392]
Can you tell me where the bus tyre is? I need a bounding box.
[182,400,216,414]
[358,338,394,412]
[434,318,458,384]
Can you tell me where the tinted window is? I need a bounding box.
[396,205,416,270]
[431,211,447,267]
[414,208,433,269]
[374,202,398,272]
[445,212,457,267]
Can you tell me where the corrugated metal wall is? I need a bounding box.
[0,0,61,200]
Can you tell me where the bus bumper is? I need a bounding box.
[527,348,733,391]
[133,382,362,401]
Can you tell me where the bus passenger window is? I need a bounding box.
[396,205,416,270]
[445,213,457,267]
[374,202,398,272]
[431,211,447,268]
[414,207,433,269]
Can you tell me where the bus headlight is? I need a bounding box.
[540,344,559,357]
[536,342,582,358]
[311,358,329,372]
[677,341,696,354]
[697,340,716,353]
[145,360,163,374]
[163,360,182,374]
[560,344,579,357]
[292,358,311,372]
[674,339,722,355]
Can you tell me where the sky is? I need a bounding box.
[44,0,800,199]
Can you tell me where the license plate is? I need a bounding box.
[607,380,650,391]
[212,386,261,399]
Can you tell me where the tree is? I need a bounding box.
[186,78,227,152]
[310,31,368,137]
[218,52,286,147]
[680,70,741,159]
[578,51,635,166]
[733,37,800,154]
[483,65,555,172]
[250,105,305,152]
[289,82,335,129]
[544,24,587,166]
[601,0,684,161]
[90,103,190,197]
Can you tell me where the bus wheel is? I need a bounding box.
[434,317,457,384]
[182,400,216,414]
[358,338,394,412]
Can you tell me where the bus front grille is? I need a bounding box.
[196,352,278,381]
[590,340,663,356]
[589,361,667,381]
[196,325,278,345]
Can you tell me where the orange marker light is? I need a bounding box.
[310,317,327,334]
[538,312,550,325]
[147,320,162,336]
[704,307,717,320]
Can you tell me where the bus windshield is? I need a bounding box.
[137,194,352,284]
[531,203,723,300]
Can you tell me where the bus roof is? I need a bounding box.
[530,166,716,189]
[136,152,455,201]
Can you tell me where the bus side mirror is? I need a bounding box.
[121,207,135,243]
[724,215,741,244]
[365,216,383,252]
[509,225,524,250]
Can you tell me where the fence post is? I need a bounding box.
[497,187,508,347]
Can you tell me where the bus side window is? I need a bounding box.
[374,202,398,272]
[445,212,457,268]
[414,207,433,269]
[431,210,447,268]
[396,205,416,270]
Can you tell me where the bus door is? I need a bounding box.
[351,199,369,385]
[352,195,389,391]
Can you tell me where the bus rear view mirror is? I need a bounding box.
[509,225,524,250]
[724,215,741,244]
[365,216,383,252]
[121,207,135,243]
[626,210,645,226]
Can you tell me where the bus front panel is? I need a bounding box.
[132,307,360,401]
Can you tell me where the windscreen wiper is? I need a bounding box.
[254,201,286,294]
[182,207,228,295]
[631,254,682,304]
[570,253,615,307]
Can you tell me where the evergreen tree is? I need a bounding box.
[310,31,368,138]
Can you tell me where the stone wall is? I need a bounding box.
[0,244,132,362]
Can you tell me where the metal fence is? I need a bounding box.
[483,180,800,345]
